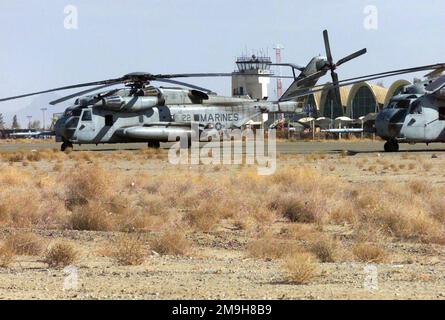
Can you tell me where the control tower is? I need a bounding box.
[231,54,272,100]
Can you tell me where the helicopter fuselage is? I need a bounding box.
[54,87,300,149]
[375,88,445,151]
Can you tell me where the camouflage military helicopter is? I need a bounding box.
[0,30,367,151]
[313,65,445,152]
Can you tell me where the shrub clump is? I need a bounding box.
[5,232,44,255]
[44,242,78,268]
[0,245,15,268]
[352,243,387,263]
[149,229,190,256]
[112,235,146,266]
[282,251,318,284]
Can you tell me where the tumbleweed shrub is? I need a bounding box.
[265,166,340,224]
[0,189,41,228]
[308,236,338,263]
[0,244,15,268]
[68,201,113,231]
[149,228,191,256]
[352,243,387,263]
[112,234,146,266]
[64,164,114,209]
[278,223,321,242]
[353,183,444,244]
[4,232,45,255]
[0,165,67,229]
[247,233,302,260]
[44,242,78,268]
[282,251,318,285]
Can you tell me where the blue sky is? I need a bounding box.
[0,0,444,123]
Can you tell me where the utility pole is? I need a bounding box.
[273,44,284,121]
[41,107,47,129]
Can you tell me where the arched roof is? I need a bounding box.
[345,82,387,117]
[305,80,411,119]
[384,79,411,106]
[318,83,351,117]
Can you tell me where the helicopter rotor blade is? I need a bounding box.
[323,30,334,66]
[336,48,367,67]
[49,84,119,105]
[294,63,445,93]
[330,71,342,107]
[0,77,123,103]
[280,64,445,102]
[154,73,294,79]
[153,79,214,93]
[294,69,328,87]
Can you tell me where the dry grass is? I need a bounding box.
[309,237,338,263]
[112,235,146,265]
[149,229,190,256]
[44,242,78,268]
[0,149,444,271]
[0,245,15,268]
[352,243,387,263]
[4,232,44,255]
[282,251,318,284]
[247,234,301,260]
[69,202,112,231]
[279,224,320,241]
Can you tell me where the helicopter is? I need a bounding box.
[0,30,368,151]
[312,65,445,152]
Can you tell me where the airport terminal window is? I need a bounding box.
[351,86,376,118]
[322,89,343,119]
[81,110,92,121]
[439,107,445,120]
[105,115,114,126]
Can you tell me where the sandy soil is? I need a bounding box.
[0,141,444,300]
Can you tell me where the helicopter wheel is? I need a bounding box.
[147,141,160,149]
[61,141,73,152]
[384,140,399,152]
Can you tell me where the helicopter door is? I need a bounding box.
[76,109,96,143]
[425,105,445,141]
[403,101,425,141]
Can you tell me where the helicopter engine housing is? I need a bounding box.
[95,95,164,112]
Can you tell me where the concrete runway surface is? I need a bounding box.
[2,140,445,155]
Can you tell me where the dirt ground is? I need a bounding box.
[0,140,444,300]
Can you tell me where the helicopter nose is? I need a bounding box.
[376,109,406,139]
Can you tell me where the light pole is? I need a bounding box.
[41,108,47,130]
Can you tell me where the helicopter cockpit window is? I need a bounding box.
[81,110,92,121]
[409,100,422,114]
[395,100,410,109]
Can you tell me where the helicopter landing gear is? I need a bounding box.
[61,141,73,152]
[384,140,399,152]
[147,141,160,149]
